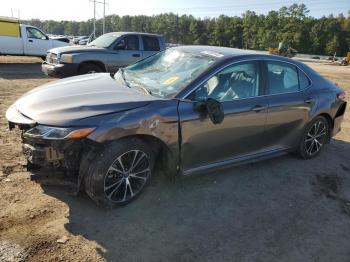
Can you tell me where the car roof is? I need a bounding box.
[172,45,267,58]
[105,32,163,37]
[171,45,309,69]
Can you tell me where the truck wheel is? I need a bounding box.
[84,138,155,207]
[78,63,103,75]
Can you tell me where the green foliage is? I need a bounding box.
[21,4,350,56]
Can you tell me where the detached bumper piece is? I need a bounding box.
[6,105,36,130]
[332,102,347,137]
[22,137,84,171]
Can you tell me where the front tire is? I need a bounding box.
[297,116,330,159]
[84,138,154,207]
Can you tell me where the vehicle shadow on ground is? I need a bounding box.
[0,63,48,80]
[32,138,350,262]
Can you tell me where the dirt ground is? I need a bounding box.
[0,56,350,262]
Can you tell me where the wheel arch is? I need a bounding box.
[77,133,178,192]
[113,134,178,177]
[78,60,107,72]
[318,112,333,129]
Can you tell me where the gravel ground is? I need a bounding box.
[0,56,349,262]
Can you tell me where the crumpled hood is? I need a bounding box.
[50,45,105,54]
[14,73,157,126]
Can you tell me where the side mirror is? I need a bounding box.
[194,98,224,124]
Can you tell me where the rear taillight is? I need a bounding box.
[337,91,346,100]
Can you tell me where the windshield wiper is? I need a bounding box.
[137,85,152,95]
[120,68,152,95]
[119,68,130,88]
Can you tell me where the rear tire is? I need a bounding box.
[297,116,330,159]
[84,138,154,207]
[78,63,103,75]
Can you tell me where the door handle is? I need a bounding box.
[251,105,267,112]
[132,53,141,57]
[28,39,33,42]
[304,97,314,104]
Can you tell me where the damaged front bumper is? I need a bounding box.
[21,135,84,171]
[6,105,97,170]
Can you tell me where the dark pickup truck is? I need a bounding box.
[42,32,166,78]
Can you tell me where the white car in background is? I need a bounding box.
[0,17,70,59]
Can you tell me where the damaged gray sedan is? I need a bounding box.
[6,46,347,207]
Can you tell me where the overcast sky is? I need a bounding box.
[2,0,350,21]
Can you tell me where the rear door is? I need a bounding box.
[107,34,143,72]
[141,35,161,58]
[263,60,314,149]
[24,27,51,56]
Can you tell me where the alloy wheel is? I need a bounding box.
[104,150,150,203]
[304,120,328,156]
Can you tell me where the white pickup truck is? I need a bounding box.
[0,17,69,58]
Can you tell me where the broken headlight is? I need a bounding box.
[24,125,95,140]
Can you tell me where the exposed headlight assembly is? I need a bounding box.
[60,54,73,63]
[24,125,95,140]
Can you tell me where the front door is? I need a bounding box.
[178,61,268,173]
[107,35,143,72]
[25,27,51,56]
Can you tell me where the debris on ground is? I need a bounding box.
[56,236,69,244]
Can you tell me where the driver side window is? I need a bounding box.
[115,35,139,50]
[26,27,46,39]
[189,61,260,102]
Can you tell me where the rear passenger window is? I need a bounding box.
[142,36,160,51]
[298,69,310,89]
[267,61,299,95]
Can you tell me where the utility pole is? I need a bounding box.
[89,0,108,37]
[10,8,21,19]
[103,0,105,34]
[93,0,96,38]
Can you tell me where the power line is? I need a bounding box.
[109,1,349,18]
[112,0,348,12]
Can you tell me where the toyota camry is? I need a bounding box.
[6,46,347,207]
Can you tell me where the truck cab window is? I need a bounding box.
[26,27,46,39]
[142,36,160,51]
[116,35,139,51]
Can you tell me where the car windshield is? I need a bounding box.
[120,49,216,98]
[88,33,121,48]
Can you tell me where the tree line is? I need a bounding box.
[22,4,350,56]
